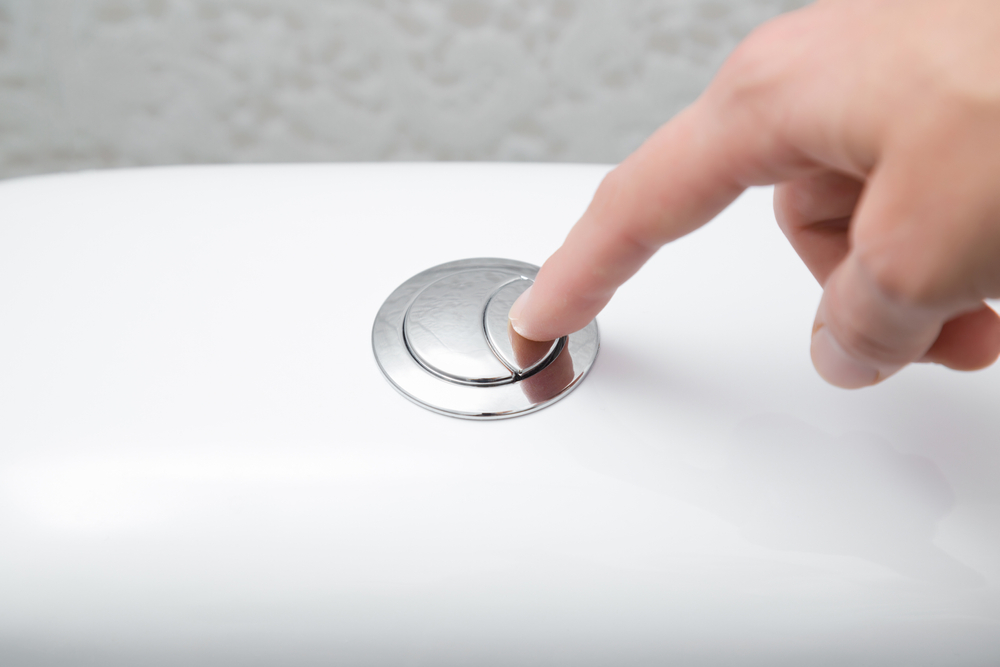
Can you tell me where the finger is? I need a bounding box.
[811,255,937,389]
[510,103,745,341]
[810,160,997,388]
[921,305,1000,371]
[774,171,864,285]
[510,7,847,341]
[779,172,1000,380]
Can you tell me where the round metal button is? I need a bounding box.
[372,258,599,419]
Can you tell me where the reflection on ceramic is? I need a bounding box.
[577,410,977,587]
[0,165,997,665]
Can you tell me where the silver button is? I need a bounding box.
[404,269,517,384]
[482,277,562,377]
[372,258,599,419]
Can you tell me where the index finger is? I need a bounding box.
[507,17,828,341]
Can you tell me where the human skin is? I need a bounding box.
[508,0,1000,389]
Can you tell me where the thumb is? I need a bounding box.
[810,251,943,388]
[809,164,999,388]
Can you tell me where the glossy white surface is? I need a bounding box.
[1,164,998,665]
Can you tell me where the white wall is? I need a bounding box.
[0,0,808,179]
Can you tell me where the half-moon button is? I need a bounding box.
[403,269,514,384]
[373,258,600,419]
[483,278,563,376]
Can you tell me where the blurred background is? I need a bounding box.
[0,0,808,181]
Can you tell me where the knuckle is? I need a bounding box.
[595,167,623,203]
[835,324,897,365]
[710,15,800,111]
[854,242,941,309]
[712,42,769,110]
[772,183,801,236]
[589,167,627,223]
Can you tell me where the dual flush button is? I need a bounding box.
[372,259,599,419]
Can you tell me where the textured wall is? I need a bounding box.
[0,0,808,179]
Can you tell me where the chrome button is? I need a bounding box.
[483,277,563,377]
[404,269,515,384]
[372,258,599,420]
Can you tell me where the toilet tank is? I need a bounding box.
[0,164,997,666]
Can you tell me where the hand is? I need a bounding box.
[508,0,1000,389]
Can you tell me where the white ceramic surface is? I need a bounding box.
[0,164,998,666]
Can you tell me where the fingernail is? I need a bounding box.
[811,324,880,389]
[508,286,533,338]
